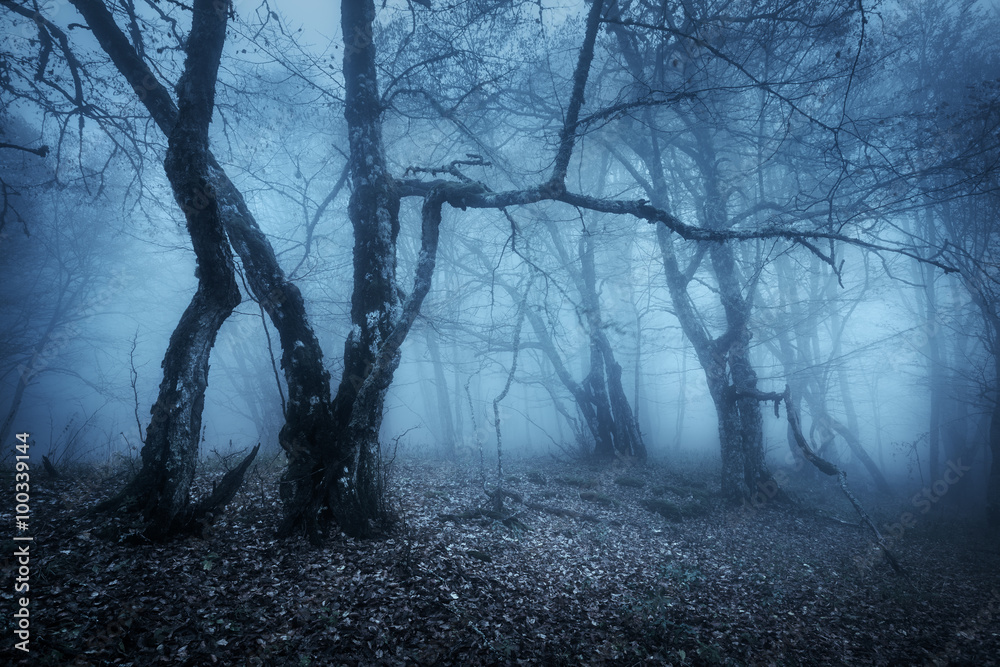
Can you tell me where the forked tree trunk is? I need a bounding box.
[315,0,404,538]
[656,220,780,504]
[69,0,347,541]
[327,185,475,535]
[98,0,240,538]
[522,301,612,455]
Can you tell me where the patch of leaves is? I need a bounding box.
[614,475,646,488]
[558,475,598,489]
[525,471,547,485]
[2,456,998,666]
[579,490,616,507]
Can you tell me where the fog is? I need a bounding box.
[6,1,1000,663]
[2,0,999,528]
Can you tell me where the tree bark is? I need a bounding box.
[99,0,240,539]
[68,0,344,541]
[988,354,1000,528]
[327,184,473,535]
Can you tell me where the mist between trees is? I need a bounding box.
[1,0,999,543]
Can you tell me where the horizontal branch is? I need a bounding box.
[0,142,50,157]
[396,178,957,274]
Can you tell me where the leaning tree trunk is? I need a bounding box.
[69,0,348,542]
[99,0,240,539]
[578,229,646,459]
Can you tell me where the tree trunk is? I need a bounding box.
[426,326,457,456]
[988,355,1000,528]
[69,0,343,541]
[302,0,404,538]
[602,342,647,459]
[580,232,645,460]
[655,214,779,503]
[99,0,240,539]
[578,230,617,459]
[517,289,611,456]
[327,185,467,535]
[729,329,770,498]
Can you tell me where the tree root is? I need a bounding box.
[440,482,601,530]
[181,443,261,537]
[744,386,906,575]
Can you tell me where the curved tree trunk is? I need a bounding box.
[98,0,240,538]
[69,0,345,541]
[315,0,404,538]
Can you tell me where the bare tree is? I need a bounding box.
[94,0,247,537]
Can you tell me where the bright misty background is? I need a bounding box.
[1,0,998,519]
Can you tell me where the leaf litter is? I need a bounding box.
[2,456,999,665]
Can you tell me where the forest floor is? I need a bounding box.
[3,452,1000,666]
